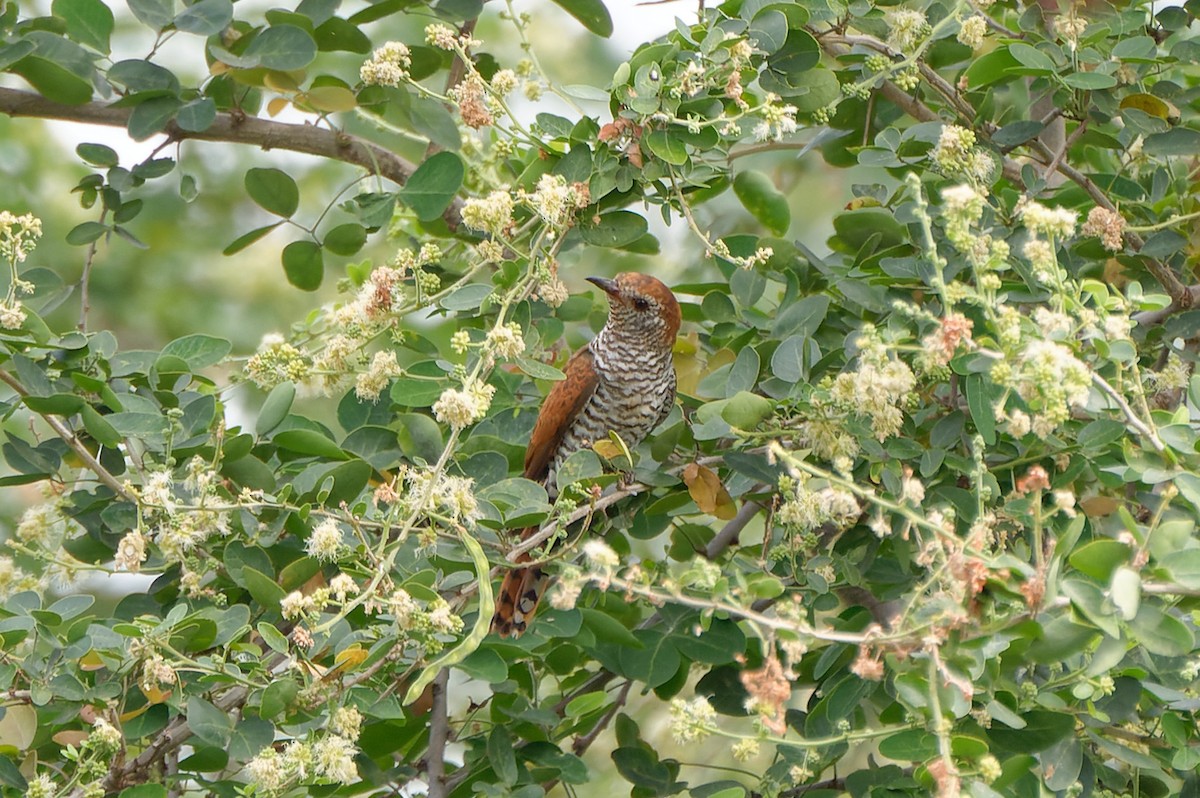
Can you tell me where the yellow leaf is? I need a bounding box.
[682,463,737,520]
[331,645,368,674]
[0,705,36,749]
[52,730,89,748]
[592,439,622,460]
[267,97,290,117]
[1119,93,1179,122]
[119,704,150,723]
[79,650,106,672]
[302,86,358,113]
[264,70,302,93]
[141,684,172,704]
[1079,495,1119,517]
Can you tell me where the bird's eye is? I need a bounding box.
[633,297,650,311]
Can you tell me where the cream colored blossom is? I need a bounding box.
[669,697,716,743]
[360,41,411,87]
[486,322,525,359]
[1082,206,1125,251]
[957,15,988,49]
[115,530,148,573]
[432,378,495,429]
[306,518,343,562]
[461,190,515,237]
[355,350,402,402]
[0,211,42,263]
[0,301,25,329]
[886,8,929,52]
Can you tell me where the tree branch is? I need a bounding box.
[426,669,451,798]
[0,87,462,229]
[0,368,136,502]
[704,500,763,559]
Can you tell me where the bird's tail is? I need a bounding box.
[491,561,549,638]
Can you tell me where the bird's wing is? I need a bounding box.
[523,346,599,482]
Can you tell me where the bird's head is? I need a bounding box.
[587,272,681,347]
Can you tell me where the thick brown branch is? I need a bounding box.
[0,87,462,229]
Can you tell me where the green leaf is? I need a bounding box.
[548,0,612,36]
[241,566,287,607]
[53,0,114,53]
[733,171,790,236]
[516,357,565,381]
[162,333,231,369]
[488,726,518,785]
[1130,603,1194,656]
[1144,127,1200,157]
[322,222,367,255]
[1069,539,1130,582]
[223,222,282,255]
[1110,566,1140,621]
[720,391,773,429]
[771,294,829,338]
[399,151,464,222]
[281,240,324,291]
[108,58,179,92]
[245,167,299,217]
[965,374,996,445]
[66,221,109,245]
[127,0,175,29]
[173,0,232,35]
[244,25,317,70]
[441,283,492,311]
[1166,549,1200,590]
[119,786,165,798]
[987,710,1074,753]
[256,382,295,436]
[175,97,216,132]
[990,120,1045,148]
[81,405,122,447]
[564,691,609,719]
[1007,42,1056,72]
[1061,71,1117,90]
[579,210,649,248]
[76,142,119,167]
[127,96,180,141]
[260,678,299,718]
[256,621,289,653]
[273,429,348,459]
[10,52,93,105]
[644,129,688,165]
[187,696,233,747]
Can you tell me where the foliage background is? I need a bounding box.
[2,0,1200,796]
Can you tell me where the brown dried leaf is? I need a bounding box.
[683,463,737,520]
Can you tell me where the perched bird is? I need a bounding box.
[491,272,682,637]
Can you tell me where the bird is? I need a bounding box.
[491,272,682,637]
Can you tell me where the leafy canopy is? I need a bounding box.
[1,0,1200,796]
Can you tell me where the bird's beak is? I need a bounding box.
[586,276,620,297]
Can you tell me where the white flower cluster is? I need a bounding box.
[521,174,590,228]
[359,41,411,87]
[246,333,311,389]
[886,9,930,52]
[828,330,916,441]
[137,459,230,568]
[485,322,525,359]
[1014,340,1092,434]
[433,376,495,429]
[0,210,42,263]
[354,350,402,402]
[777,475,861,532]
[957,15,988,49]
[753,94,799,142]
[245,731,360,795]
[931,125,994,184]
[669,697,717,744]
[306,517,345,562]
[461,190,515,237]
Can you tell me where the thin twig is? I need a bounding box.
[78,208,107,332]
[572,681,631,756]
[0,368,136,501]
[1092,372,1164,452]
[704,501,763,559]
[426,669,451,798]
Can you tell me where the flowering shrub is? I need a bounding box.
[1,0,1200,796]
